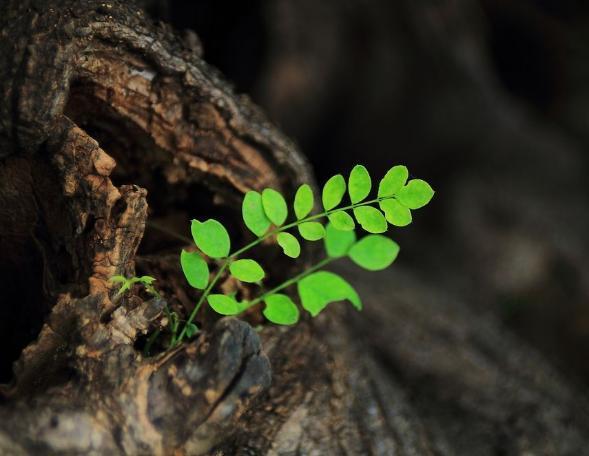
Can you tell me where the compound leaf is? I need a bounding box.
[294,184,314,220]
[229,259,265,283]
[348,165,371,203]
[207,294,241,315]
[242,191,271,237]
[322,174,346,210]
[397,179,434,209]
[262,188,288,226]
[263,294,300,325]
[378,165,408,197]
[298,222,326,241]
[324,223,356,258]
[180,250,209,289]
[298,271,361,317]
[348,235,399,270]
[380,199,412,227]
[191,219,231,258]
[277,232,301,258]
[328,210,355,231]
[353,206,387,233]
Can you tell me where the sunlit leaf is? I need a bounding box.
[242,191,271,237]
[328,210,355,231]
[397,179,434,209]
[277,232,301,258]
[322,174,346,211]
[378,165,408,197]
[353,206,387,233]
[180,250,209,289]
[379,199,412,227]
[298,222,326,241]
[348,235,399,270]
[263,294,300,325]
[298,271,361,316]
[262,188,288,226]
[207,294,241,315]
[294,184,314,220]
[348,165,371,203]
[324,223,356,258]
[229,259,265,283]
[191,219,231,258]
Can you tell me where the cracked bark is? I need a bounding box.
[0,1,588,455]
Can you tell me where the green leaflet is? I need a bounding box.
[379,199,412,227]
[298,222,326,241]
[348,165,371,203]
[180,250,209,289]
[324,223,356,258]
[157,162,434,350]
[262,188,288,226]
[229,259,265,283]
[242,191,271,237]
[185,323,199,338]
[277,232,301,258]
[348,235,399,270]
[207,294,242,315]
[353,206,387,233]
[294,184,314,220]
[328,210,355,231]
[263,294,300,325]
[397,179,434,209]
[191,219,231,258]
[322,174,346,211]
[298,271,362,317]
[378,165,408,197]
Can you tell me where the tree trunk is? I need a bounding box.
[0,1,588,454]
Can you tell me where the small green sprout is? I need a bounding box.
[111,164,434,352]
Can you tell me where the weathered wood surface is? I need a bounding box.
[0,1,588,454]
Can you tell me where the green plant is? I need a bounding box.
[111,164,434,351]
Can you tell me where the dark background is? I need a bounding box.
[143,0,589,385]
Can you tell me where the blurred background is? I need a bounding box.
[143,0,589,385]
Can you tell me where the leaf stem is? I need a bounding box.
[175,195,396,345]
[244,257,335,309]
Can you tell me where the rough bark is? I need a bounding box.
[0,0,588,455]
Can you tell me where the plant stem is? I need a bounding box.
[244,257,335,309]
[175,195,397,345]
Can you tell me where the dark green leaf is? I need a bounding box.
[263,294,300,325]
[277,232,301,258]
[191,219,231,258]
[180,250,209,289]
[262,188,288,226]
[207,294,241,315]
[298,222,326,241]
[242,191,271,237]
[348,165,371,203]
[397,179,434,209]
[322,174,346,210]
[353,206,387,233]
[294,184,314,220]
[378,165,408,197]
[298,271,361,316]
[229,259,265,283]
[348,235,399,270]
[379,199,412,227]
[328,210,355,231]
[324,223,356,258]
